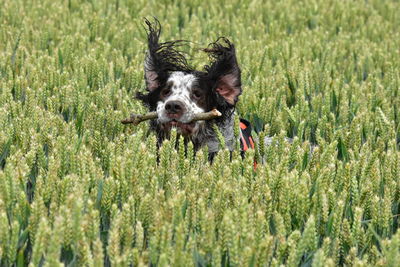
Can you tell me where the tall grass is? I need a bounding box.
[0,0,399,266]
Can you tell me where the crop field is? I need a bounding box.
[1,0,400,266]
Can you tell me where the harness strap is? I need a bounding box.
[239,119,255,152]
[240,119,257,169]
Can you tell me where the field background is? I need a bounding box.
[1,0,400,266]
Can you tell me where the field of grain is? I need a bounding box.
[1,0,400,266]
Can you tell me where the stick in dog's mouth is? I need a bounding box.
[121,109,222,125]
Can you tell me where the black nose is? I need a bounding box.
[165,100,185,114]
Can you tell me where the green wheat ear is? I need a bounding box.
[212,122,226,149]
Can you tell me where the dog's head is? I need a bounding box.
[137,19,242,146]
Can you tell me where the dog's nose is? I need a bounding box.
[165,100,185,116]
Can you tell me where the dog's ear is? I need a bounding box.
[144,18,162,91]
[144,55,159,91]
[143,18,191,92]
[204,38,242,105]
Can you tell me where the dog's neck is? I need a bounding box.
[153,109,237,154]
[205,110,236,153]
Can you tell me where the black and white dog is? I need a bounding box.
[137,19,254,160]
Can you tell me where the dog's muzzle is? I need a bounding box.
[165,100,186,119]
[161,100,202,136]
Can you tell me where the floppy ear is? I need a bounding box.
[204,38,242,105]
[143,18,162,91]
[143,18,191,92]
[214,72,241,106]
[144,53,159,91]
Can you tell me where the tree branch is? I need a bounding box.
[121,109,222,125]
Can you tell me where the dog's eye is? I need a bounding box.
[192,90,202,99]
[162,88,171,97]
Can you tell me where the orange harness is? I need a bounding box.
[239,119,257,169]
[208,119,256,164]
[239,119,255,152]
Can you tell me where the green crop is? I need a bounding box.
[0,0,399,266]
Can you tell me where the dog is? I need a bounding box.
[136,19,254,161]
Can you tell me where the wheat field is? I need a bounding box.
[1,0,400,266]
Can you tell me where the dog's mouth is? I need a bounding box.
[162,119,197,135]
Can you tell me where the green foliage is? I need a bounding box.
[1,0,400,265]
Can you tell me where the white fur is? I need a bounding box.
[157,72,205,123]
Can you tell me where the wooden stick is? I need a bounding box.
[121,109,222,125]
[192,109,222,121]
[121,112,157,125]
